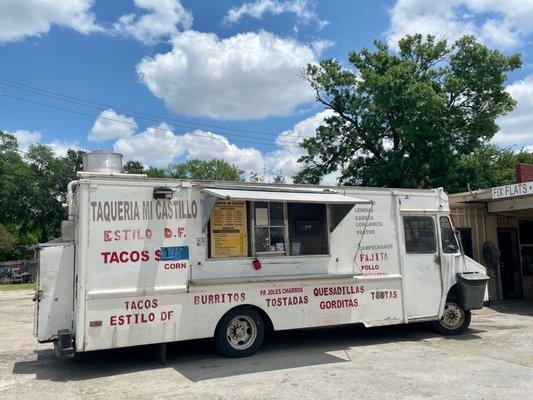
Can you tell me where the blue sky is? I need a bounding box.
[1,0,532,182]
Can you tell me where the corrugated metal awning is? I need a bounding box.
[202,187,370,204]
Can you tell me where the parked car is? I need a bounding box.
[0,267,32,284]
[0,267,11,284]
[10,267,32,284]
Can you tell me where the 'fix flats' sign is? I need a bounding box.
[491,182,533,199]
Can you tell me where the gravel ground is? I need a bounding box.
[1,289,532,400]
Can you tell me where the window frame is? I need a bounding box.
[206,199,333,260]
[251,201,288,255]
[519,220,533,276]
[439,216,460,254]
[250,200,331,257]
[402,215,437,254]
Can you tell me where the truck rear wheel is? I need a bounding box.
[432,302,471,335]
[215,307,265,358]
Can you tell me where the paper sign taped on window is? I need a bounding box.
[210,201,248,258]
[255,207,268,226]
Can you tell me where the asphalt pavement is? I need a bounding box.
[1,289,531,400]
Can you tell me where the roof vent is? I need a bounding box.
[82,151,123,173]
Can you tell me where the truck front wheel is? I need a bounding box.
[215,307,265,358]
[432,302,471,335]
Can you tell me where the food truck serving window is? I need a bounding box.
[252,201,328,256]
[208,200,330,258]
[253,202,285,254]
[203,187,370,259]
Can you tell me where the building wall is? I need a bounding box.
[451,204,533,301]
[516,164,533,183]
[451,204,501,300]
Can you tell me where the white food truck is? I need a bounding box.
[33,152,489,358]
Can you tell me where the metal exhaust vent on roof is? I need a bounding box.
[82,151,123,173]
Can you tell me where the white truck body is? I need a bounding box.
[33,172,488,355]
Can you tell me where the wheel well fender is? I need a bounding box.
[446,284,459,302]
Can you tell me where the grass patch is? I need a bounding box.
[0,282,36,292]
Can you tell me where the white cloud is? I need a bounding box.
[178,131,265,172]
[387,0,533,49]
[137,30,319,120]
[265,109,333,178]
[224,0,328,30]
[12,129,42,151]
[111,110,337,183]
[113,122,182,165]
[0,0,101,43]
[494,75,533,150]
[113,0,192,44]
[45,140,85,157]
[113,122,264,171]
[11,129,84,156]
[0,0,195,45]
[88,109,138,142]
[310,39,333,55]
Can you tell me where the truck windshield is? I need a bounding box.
[440,216,459,253]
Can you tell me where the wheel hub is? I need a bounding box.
[226,315,257,350]
[441,303,465,329]
[230,322,246,339]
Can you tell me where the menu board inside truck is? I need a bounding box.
[209,200,248,258]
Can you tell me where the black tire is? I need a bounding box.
[215,307,265,358]
[431,302,471,335]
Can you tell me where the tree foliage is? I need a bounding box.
[294,34,522,190]
[165,159,244,181]
[451,144,533,192]
[123,160,166,177]
[249,167,286,184]
[123,160,145,174]
[125,158,245,181]
[0,133,83,260]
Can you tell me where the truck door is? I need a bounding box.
[34,243,75,342]
[402,215,442,320]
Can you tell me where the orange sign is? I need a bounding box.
[210,201,248,258]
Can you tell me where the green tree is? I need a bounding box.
[126,158,245,181]
[294,34,521,189]
[272,170,286,184]
[123,160,146,174]
[248,171,264,183]
[25,144,68,243]
[123,160,168,178]
[57,149,86,201]
[0,133,31,228]
[146,167,168,178]
[0,132,36,260]
[0,133,87,260]
[0,224,17,260]
[451,144,533,192]
[249,168,286,184]
[165,159,244,181]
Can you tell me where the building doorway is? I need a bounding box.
[457,228,473,259]
[497,228,523,299]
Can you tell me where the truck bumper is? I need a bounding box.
[53,329,74,358]
[456,272,490,310]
